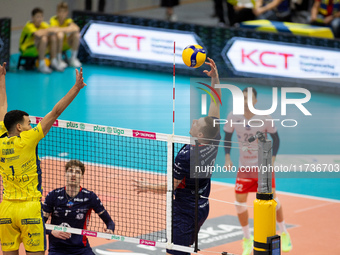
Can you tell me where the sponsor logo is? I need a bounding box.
[133,130,156,140]
[107,127,113,133]
[26,239,40,247]
[139,239,156,246]
[28,232,41,238]
[53,226,67,232]
[35,117,58,127]
[94,125,105,132]
[66,122,78,128]
[1,242,14,246]
[0,218,12,224]
[80,123,86,130]
[21,218,40,225]
[113,127,124,136]
[82,21,204,66]
[2,148,14,155]
[81,230,97,237]
[223,37,340,79]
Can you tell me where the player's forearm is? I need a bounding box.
[311,2,320,20]
[211,75,221,104]
[34,29,54,37]
[51,85,81,118]
[98,210,115,232]
[0,77,7,118]
[147,183,167,194]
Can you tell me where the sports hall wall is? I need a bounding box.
[73,11,340,94]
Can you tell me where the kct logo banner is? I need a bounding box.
[81,21,204,65]
[222,37,340,79]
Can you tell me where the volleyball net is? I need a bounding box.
[10,116,199,253]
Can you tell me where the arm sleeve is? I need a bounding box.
[224,131,233,155]
[269,132,280,156]
[98,210,115,232]
[91,192,106,214]
[42,191,54,214]
[223,112,235,133]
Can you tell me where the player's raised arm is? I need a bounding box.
[203,58,222,119]
[40,68,86,135]
[0,62,7,121]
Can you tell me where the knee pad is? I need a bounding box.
[274,197,281,210]
[235,201,247,214]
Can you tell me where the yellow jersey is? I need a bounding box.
[0,120,7,137]
[19,21,50,52]
[49,16,73,27]
[0,122,44,201]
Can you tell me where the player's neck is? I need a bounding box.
[58,17,65,24]
[244,109,255,120]
[66,185,80,198]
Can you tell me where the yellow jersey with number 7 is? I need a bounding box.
[0,122,44,201]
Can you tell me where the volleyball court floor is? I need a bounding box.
[2,61,340,254]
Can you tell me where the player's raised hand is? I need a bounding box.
[132,179,149,194]
[75,67,87,89]
[0,62,7,77]
[203,58,218,78]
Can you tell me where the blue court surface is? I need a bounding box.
[5,59,340,200]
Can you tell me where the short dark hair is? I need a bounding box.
[32,7,43,17]
[242,87,257,98]
[4,110,29,132]
[57,1,68,11]
[65,160,85,175]
[200,116,220,140]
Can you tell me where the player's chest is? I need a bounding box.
[53,199,91,220]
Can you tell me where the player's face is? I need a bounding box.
[57,8,68,21]
[66,166,83,187]
[243,91,257,110]
[19,115,32,132]
[32,12,43,27]
[189,117,205,138]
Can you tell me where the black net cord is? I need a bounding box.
[194,139,199,252]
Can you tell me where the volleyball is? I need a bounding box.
[182,45,206,68]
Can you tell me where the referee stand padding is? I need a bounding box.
[240,19,334,39]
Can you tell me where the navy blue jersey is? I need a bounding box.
[43,187,105,251]
[174,132,221,206]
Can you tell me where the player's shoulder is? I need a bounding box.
[40,21,50,29]
[46,187,64,198]
[65,18,73,24]
[81,187,95,196]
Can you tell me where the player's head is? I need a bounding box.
[65,160,85,187]
[31,7,44,27]
[190,116,219,140]
[57,1,69,21]
[4,110,31,135]
[242,87,257,110]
